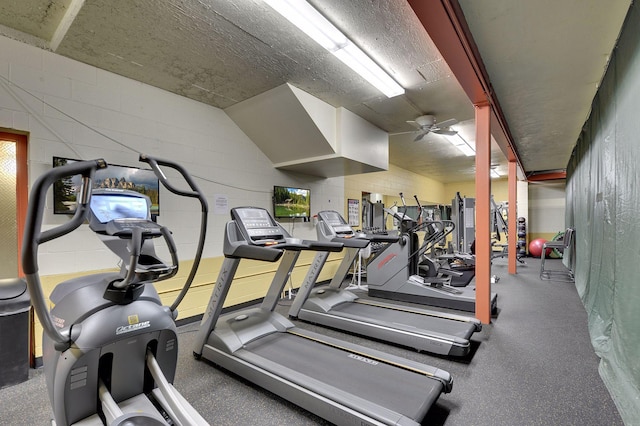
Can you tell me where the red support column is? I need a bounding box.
[475,103,492,324]
[508,161,518,274]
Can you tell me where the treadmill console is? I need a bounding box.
[317,210,355,237]
[231,207,287,245]
[317,210,398,250]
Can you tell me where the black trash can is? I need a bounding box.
[0,278,31,389]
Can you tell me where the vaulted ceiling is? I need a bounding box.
[0,0,631,183]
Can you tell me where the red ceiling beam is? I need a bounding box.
[526,171,567,181]
[408,0,524,172]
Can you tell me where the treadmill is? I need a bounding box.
[366,210,498,314]
[193,207,453,426]
[289,210,481,356]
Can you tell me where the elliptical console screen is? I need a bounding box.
[91,194,150,223]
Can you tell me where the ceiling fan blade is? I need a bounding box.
[389,131,415,136]
[414,131,428,141]
[433,128,458,136]
[436,118,458,128]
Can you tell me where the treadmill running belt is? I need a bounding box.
[241,332,442,421]
[332,301,476,340]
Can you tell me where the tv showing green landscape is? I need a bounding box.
[273,185,310,219]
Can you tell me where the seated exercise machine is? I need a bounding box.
[366,203,498,314]
[22,156,209,425]
[288,210,481,356]
[193,206,453,426]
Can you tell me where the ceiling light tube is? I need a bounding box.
[264,0,346,50]
[447,134,476,156]
[333,43,405,97]
[264,0,404,98]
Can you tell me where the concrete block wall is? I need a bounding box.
[1,35,346,355]
[0,35,344,277]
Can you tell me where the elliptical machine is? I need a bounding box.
[22,155,209,425]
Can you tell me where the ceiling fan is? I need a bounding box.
[407,115,458,141]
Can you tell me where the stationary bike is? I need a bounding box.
[22,155,209,425]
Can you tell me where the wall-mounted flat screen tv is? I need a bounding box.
[53,156,160,217]
[273,185,310,219]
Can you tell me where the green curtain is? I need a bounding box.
[566,3,640,424]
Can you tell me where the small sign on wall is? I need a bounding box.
[348,198,359,226]
[214,194,228,215]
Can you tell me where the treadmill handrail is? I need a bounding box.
[223,219,344,260]
[315,209,395,247]
[366,233,399,244]
[273,240,344,252]
[330,236,370,249]
[298,240,344,252]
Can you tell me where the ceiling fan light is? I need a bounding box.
[414,115,436,127]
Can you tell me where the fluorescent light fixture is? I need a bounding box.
[264,0,404,98]
[447,133,476,157]
[448,131,500,177]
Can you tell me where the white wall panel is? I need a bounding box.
[0,35,342,275]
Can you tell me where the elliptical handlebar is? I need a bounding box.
[159,225,179,277]
[22,159,107,275]
[139,154,209,312]
[416,219,456,258]
[116,226,143,289]
[22,158,107,349]
[383,207,413,223]
[140,154,205,204]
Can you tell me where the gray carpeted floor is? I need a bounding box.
[0,257,623,425]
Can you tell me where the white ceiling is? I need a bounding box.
[0,0,631,183]
[459,0,630,174]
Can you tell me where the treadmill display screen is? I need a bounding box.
[232,207,285,244]
[91,194,149,223]
[234,208,273,229]
[318,210,354,236]
[320,211,345,226]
